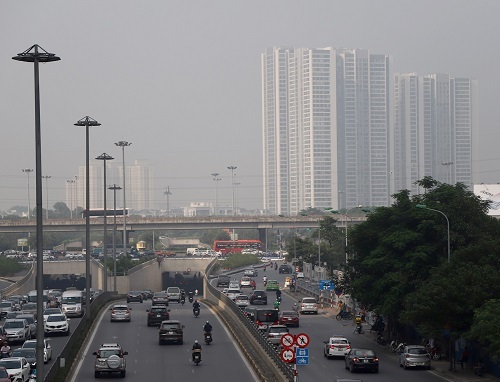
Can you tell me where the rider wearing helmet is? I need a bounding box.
[192,340,202,361]
[193,299,201,315]
[0,342,11,358]
[203,321,212,333]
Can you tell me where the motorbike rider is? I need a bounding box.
[192,299,201,315]
[292,302,299,312]
[0,342,11,358]
[263,276,267,286]
[274,262,278,270]
[354,314,363,333]
[276,289,282,302]
[188,291,194,302]
[273,299,280,311]
[192,340,202,361]
[203,321,213,333]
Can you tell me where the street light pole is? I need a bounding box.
[115,141,132,257]
[416,204,450,264]
[42,175,51,219]
[211,173,221,216]
[109,184,121,292]
[442,162,454,184]
[227,166,237,216]
[345,205,363,265]
[96,153,114,292]
[75,116,101,319]
[13,43,60,382]
[22,169,33,219]
[164,186,171,217]
[66,180,75,219]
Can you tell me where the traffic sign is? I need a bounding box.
[280,348,295,363]
[319,280,335,290]
[295,347,309,365]
[296,333,310,348]
[280,333,295,348]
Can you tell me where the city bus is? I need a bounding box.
[213,240,262,255]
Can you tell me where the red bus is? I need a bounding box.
[213,240,262,255]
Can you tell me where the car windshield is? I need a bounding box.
[353,350,375,357]
[303,298,316,303]
[62,296,81,304]
[23,304,36,310]
[99,349,121,358]
[12,349,35,358]
[17,316,35,324]
[237,296,249,300]
[269,327,288,333]
[0,360,20,369]
[44,309,61,315]
[281,311,296,316]
[0,302,11,308]
[3,321,23,328]
[408,348,428,355]
[150,307,167,313]
[113,306,128,311]
[154,293,167,297]
[331,339,349,344]
[161,323,180,330]
[47,315,66,322]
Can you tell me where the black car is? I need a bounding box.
[278,265,293,274]
[159,320,184,345]
[147,306,170,327]
[127,291,144,303]
[143,290,154,300]
[345,348,379,373]
[217,275,230,287]
[250,290,268,305]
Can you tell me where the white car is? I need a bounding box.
[235,295,250,308]
[44,313,70,336]
[323,336,351,358]
[229,280,240,289]
[244,268,258,277]
[22,339,52,363]
[240,276,252,288]
[299,297,318,314]
[226,288,242,301]
[0,357,30,382]
[43,307,62,322]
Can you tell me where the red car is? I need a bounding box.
[0,367,10,382]
[279,310,300,327]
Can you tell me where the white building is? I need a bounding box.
[262,47,392,215]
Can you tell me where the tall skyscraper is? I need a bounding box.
[393,73,478,193]
[262,47,392,215]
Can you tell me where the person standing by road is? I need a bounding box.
[459,346,469,369]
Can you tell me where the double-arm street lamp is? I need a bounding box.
[96,153,114,292]
[42,175,51,219]
[109,184,122,292]
[115,141,132,257]
[66,180,75,218]
[75,116,101,319]
[211,173,221,215]
[227,166,237,216]
[416,204,450,264]
[164,186,172,217]
[22,169,33,219]
[13,43,60,382]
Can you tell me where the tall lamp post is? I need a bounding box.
[22,168,33,219]
[164,186,171,217]
[13,43,60,382]
[442,161,454,184]
[211,173,221,216]
[66,180,75,219]
[416,204,450,264]
[75,116,101,319]
[109,184,121,291]
[227,166,237,216]
[234,182,241,216]
[115,141,132,257]
[96,153,114,292]
[75,175,79,215]
[42,175,51,219]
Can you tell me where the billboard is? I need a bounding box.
[473,184,500,216]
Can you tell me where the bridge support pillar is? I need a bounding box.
[258,228,267,252]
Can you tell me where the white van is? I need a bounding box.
[61,290,84,317]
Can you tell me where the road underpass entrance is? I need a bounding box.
[161,270,203,296]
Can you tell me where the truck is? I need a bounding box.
[186,248,197,256]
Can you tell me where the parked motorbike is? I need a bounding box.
[204,332,212,345]
[192,350,202,366]
[370,319,385,333]
[391,341,405,354]
[376,331,387,345]
[427,343,442,360]
[193,307,200,318]
[336,311,353,321]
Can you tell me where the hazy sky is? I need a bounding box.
[1,0,499,212]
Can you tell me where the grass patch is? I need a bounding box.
[0,257,26,277]
[218,253,261,270]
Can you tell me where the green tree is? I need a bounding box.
[465,299,500,356]
[53,202,71,219]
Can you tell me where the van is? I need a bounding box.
[165,287,181,303]
[216,275,230,287]
[62,290,84,317]
[255,309,279,331]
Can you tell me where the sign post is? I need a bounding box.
[280,333,309,381]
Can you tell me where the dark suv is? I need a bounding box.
[158,320,184,345]
[147,306,170,327]
[250,290,267,305]
[279,265,293,274]
[217,275,230,287]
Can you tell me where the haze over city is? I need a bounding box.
[1,0,499,213]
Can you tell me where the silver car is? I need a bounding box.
[266,324,289,346]
[399,345,431,370]
[299,297,318,314]
[2,319,31,343]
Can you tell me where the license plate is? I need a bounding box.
[168,331,173,334]
[364,359,369,363]
[156,314,161,317]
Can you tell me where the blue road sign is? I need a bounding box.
[295,347,309,365]
[319,280,335,290]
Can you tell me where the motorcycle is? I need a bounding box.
[28,370,36,382]
[391,341,405,354]
[192,350,202,366]
[335,311,353,321]
[274,263,278,270]
[376,331,387,345]
[354,324,364,334]
[370,319,385,333]
[427,343,442,360]
[204,332,212,345]
[180,298,185,305]
[193,307,200,317]
[0,350,11,359]
[188,296,194,303]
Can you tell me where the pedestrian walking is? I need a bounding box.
[459,346,469,369]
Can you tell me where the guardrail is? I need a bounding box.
[0,260,35,297]
[205,260,293,381]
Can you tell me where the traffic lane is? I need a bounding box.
[72,299,256,381]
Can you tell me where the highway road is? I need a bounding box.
[222,264,452,382]
[70,298,257,381]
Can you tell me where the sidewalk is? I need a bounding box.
[285,288,500,381]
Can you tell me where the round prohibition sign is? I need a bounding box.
[296,333,310,348]
[280,333,295,348]
[280,348,295,363]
